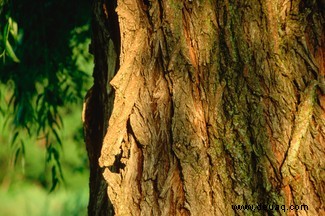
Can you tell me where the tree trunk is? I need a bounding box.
[84,0,325,215]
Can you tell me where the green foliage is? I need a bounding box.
[0,101,89,215]
[0,17,21,62]
[0,0,92,191]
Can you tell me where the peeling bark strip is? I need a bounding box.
[87,0,325,215]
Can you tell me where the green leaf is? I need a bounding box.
[46,143,52,162]
[57,114,64,129]
[14,147,21,166]
[21,140,26,174]
[21,139,25,155]
[5,40,20,62]
[9,18,19,42]
[14,104,24,125]
[57,162,65,182]
[52,128,62,147]
[3,21,9,46]
[36,93,44,107]
[11,131,19,146]
[49,166,58,192]
[52,147,60,162]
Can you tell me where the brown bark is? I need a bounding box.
[84,0,325,215]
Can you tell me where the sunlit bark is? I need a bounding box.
[84,0,325,215]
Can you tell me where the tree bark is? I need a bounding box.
[84,0,325,215]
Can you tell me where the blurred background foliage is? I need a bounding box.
[0,0,92,215]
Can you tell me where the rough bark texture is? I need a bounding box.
[84,0,325,215]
